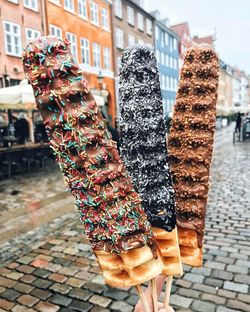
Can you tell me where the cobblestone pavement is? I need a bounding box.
[0,128,250,312]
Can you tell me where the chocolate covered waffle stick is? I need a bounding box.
[119,45,182,278]
[22,37,164,291]
[168,46,219,266]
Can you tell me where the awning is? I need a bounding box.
[0,82,35,110]
[94,95,105,106]
[0,80,105,109]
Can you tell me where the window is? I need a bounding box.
[114,0,122,19]
[50,0,60,4]
[161,33,164,47]
[90,1,99,25]
[115,28,124,49]
[137,13,144,31]
[4,21,21,57]
[155,26,160,40]
[163,76,166,90]
[156,49,160,63]
[101,8,109,30]
[117,56,121,71]
[173,38,177,50]
[92,42,101,68]
[174,58,177,70]
[66,32,77,60]
[103,47,111,70]
[166,76,169,90]
[24,0,38,11]
[165,54,169,67]
[128,34,135,46]
[64,0,74,12]
[26,28,40,44]
[127,6,134,26]
[80,38,90,65]
[146,19,152,35]
[165,33,169,46]
[49,25,62,38]
[78,0,87,19]
[161,52,164,65]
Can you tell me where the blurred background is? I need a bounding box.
[0,1,249,311]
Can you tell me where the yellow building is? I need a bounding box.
[217,61,233,116]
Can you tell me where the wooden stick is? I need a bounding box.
[164,275,173,309]
[151,278,158,312]
[136,284,151,312]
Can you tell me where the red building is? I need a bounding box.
[170,22,192,67]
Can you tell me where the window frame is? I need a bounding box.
[103,47,111,70]
[25,27,40,44]
[114,0,122,19]
[49,24,62,38]
[64,0,75,12]
[3,21,22,57]
[115,27,124,49]
[66,32,78,61]
[128,34,135,47]
[90,1,99,26]
[137,12,144,31]
[127,6,134,26]
[92,42,101,68]
[80,37,90,65]
[23,0,38,11]
[78,0,87,19]
[146,18,152,36]
[101,8,109,31]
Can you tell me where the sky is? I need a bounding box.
[144,0,250,74]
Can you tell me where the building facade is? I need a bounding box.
[152,12,179,117]
[0,0,44,88]
[45,0,116,125]
[217,60,233,115]
[170,22,192,68]
[232,70,241,108]
[112,0,154,74]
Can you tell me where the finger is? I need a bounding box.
[155,275,166,298]
[159,307,175,312]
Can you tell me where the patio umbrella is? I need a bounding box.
[0,79,35,110]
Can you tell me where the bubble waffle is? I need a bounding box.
[168,46,219,266]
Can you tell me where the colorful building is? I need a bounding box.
[193,35,215,47]
[217,60,233,116]
[152,11,179,117]
[170,22,192,68]
[44,0,116,125]
[0,0,44,88]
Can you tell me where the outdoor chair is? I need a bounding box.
[2,151,23,178]
[21,149,40,172]
[35,147,50,168]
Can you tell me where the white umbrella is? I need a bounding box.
[0,79,35,110]
[230,106,250,114]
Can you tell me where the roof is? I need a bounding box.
[170,22,188,37]
[193,35,214,45]
[127,0,155,20]
[155,20,179,39]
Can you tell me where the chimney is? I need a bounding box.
[150,10,161,20]
[160,18,170,27]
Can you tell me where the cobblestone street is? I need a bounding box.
[0,128,250,312]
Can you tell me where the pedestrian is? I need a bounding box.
[235,112,242,134]
[101,111,120,150]
[134,276,175,312]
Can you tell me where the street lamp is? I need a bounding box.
[97,71,104,89]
